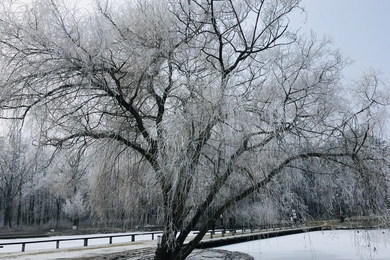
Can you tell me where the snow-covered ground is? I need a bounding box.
[0,231,199,259]
[0,232,160,253]
[0,231,163,259]
[2,229,390,259]
[216,229,390,260]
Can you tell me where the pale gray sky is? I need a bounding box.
[292,0,390,82]
[75,0,389,82]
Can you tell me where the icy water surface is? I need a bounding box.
[216,229,390,260]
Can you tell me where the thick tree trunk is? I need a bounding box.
[154,245,174,260]
[153,194,187,260]
[154,228,180,260]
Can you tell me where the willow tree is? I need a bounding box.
[0,0,387,259]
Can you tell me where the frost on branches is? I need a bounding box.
[0,0,388,259]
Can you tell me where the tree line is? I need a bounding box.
[0,128,388,230]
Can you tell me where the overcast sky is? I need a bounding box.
[74,0,389,82]
[292,0,390,83]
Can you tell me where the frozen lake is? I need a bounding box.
[216,229,390,260]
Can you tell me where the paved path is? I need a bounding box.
[0,242,252,260]
[0,240,157,259]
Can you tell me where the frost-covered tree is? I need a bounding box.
[0,0,388,259]
[0,123,67,228]
[42,148,90,227]
[0,131,29,228]
[64,191,88,227]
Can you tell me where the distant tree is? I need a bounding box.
[0,128,31,228]
[44,148,89,227]
[0,0,388,259]
[64,191,88,228]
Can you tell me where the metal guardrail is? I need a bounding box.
[194,221,308,239]
[196,226,323,249]
[0,231,163,252]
